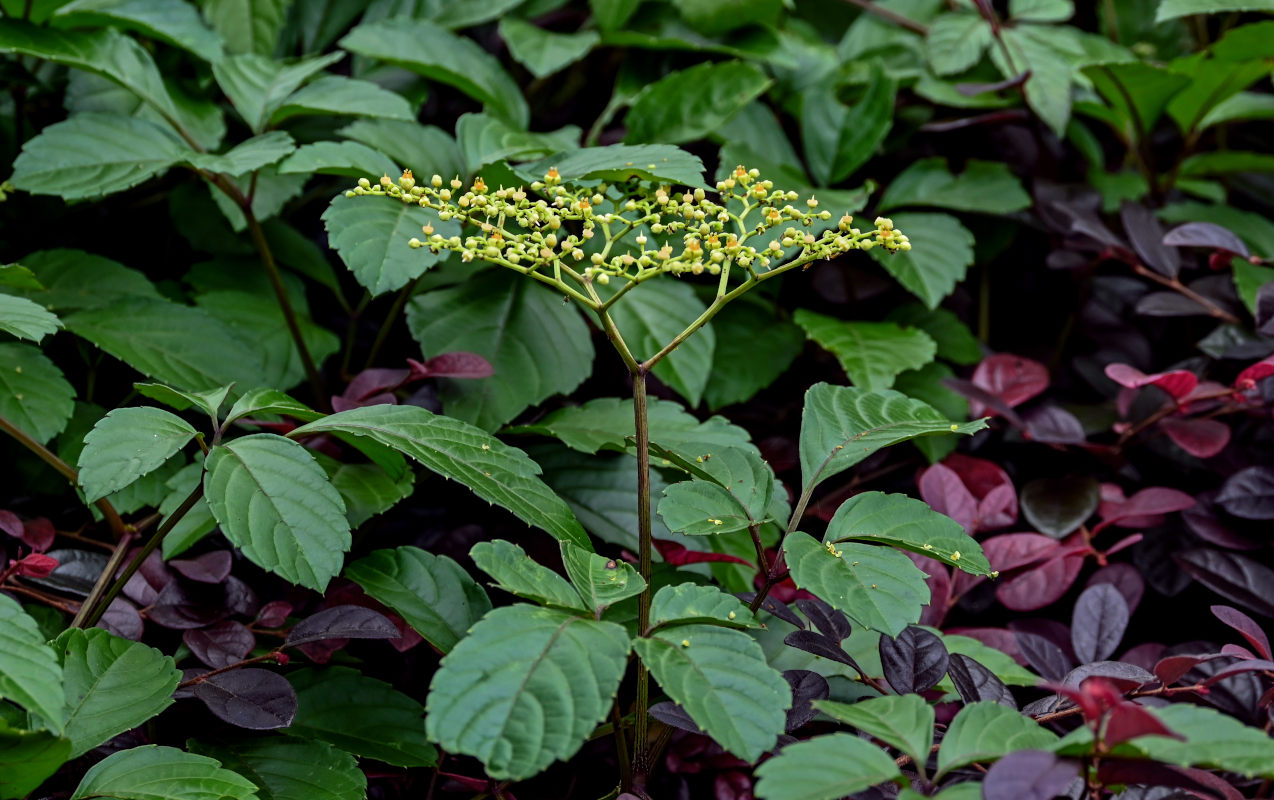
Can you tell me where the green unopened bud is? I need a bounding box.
[358,177,372,189]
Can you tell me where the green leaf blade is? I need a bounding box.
[794,312,936,391]
[936,701,1058,778]
[0,343,75,444]
[754,733,901,800]
[322,193,457,296]
[0,594,65,733]
[71,745,258,800]
[827,491,992,575]
[288,667,436,768]
[77,407,197,502]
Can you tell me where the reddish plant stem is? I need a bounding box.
[178,649,286,688]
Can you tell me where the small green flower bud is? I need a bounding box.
[431,174,443,187]
[408,237,422,248]
[596,272,610,285]
[450,178,463,189]
[591,253,604,265]
[358,177,372,189]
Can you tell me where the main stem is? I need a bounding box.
[631,365,653,787]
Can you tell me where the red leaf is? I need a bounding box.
[13,553,57,578]
[970,354,1049,416]
[919,463,977,532]
[909,553,951,628]
[1201,658,1274,687]
[653,539,753,568]
[996,553,1085,611]
[1160,417,1230,458]
[944,453,1013,500]
[1154,654,1213,686]
[408,352,494,380]
[332,368,409,411]
[20,518,55,553]
[1094,487,1195,533]
[1103,703,1184,748]
[1212,604,1272,659]
[1235,356,1274,391]
[1104,363,1198,400]
[0,510,23,541]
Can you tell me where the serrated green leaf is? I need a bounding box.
[77,407,196,502]
[204,434,350,591]
[277,141,399,179]
[458,112,580,174]
[936,701,1057,778]
[135,383,233,419]
[288,667,436,767]
[0,264,43,291]
[290,405,589,548]
[57,628,180,758]
[827,492,992,575]
[325,460,414,528]
[0,294,60,343]
[0,594,65,732]
[213,52,343,132]
[894,362,968,463]
[659,480,756,535]
[561,541,645,612]
[935,631,1040,688]
[224,388,321,426]
[0,343,75,445]
[4,249,159,312]
[0,719,70,799]
[428,605,631,779]
[339,119,464,181]
[1199,90,1274,130]
[53,0,224,62]
[635,623,789,761]
[341,18,528,126]
[273,75,414,123]
[201,0,291,55]
[795,311,936,391]
[814,694,934,767]
[993,26,1081,136]
[784,532,930,637]
[208,167,306,231]
[407,271,593,431]
[1010,0,1073,21]
[1155,0,1274,21]
[801,66,896,186]
[879,158,1030,214]
[649,583,759,629]
[470,539,585,610]
[925,13,990,75]
[186,131,295,175]
[189,738,364,800]
[754,733,901,800]
[513,143,706,188]
[71,745,258,800]
[12,113,187,200]
[799,383,986,492]
[345,545,491,652]
[499,17,598,79]
[322,193,457,296]
[704,299,804,411]
[887,305,982,365]
[605,279,715,406]
[1085,62,1190,135]
[870,212,974,309]
[65,298,266,392]
[625,60,772,145]
[658,445,776,534]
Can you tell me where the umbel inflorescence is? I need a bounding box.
[345,165,909,294]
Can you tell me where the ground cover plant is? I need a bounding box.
[1,0,1274,798]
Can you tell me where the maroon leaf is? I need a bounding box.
[948,653,1015,708]
[910,553,951,628]
[1013,631,1072,682]
[982,533,1061,573]
[1121,201,1180,278]
[285,605,401,646]
[148,580,228,629]
[1062,661,1155,692]
[1257,284,1274,335]
[18,517,54,552]
[649,701,704,735]
[407,352,494,379]
[918,462,977,532]
[0,509,22,541]
[782,670,829,732]
[997,553,1085,612]
[183,621,255,668]
[1118,642,1164,672]
[13,552,57,578]
[1235,355,1274,391]
[1104,363,1198,400]
[332,367,409,411]
[784,630,860,670]
[946,627,1024,665]
[1071,584,1130,664]
[1159,417,1230,458]
[1216,466,1274,520]
[879,626,948,694]
[795,598,852,641]
[1163,222,1250,258]
[1175,548,1274,617]
[942,377,1027,427]
[1023,405,1086,444]
[1200,659,1274,687]
[739,593,803,629]
[98,599,144,641]
[1086,564,1144,615]
[255,601,293,628]
[192,668,297,729]
[1212,605,1272,659]
[982,750,1081,800]
[1154,654,1215,687]
[1097,760,1243,800]
[1136,291,1216,317]
[969,353,1049,416]
[169,551,233,584]
[1094,487,1195,532]
[654,539,753,567]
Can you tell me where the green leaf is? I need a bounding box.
[77,407,197,503]
[0,295,60,343]
[887,306,982,365]
[925,13,990,75]
[635,624,789,761]
[658,446,776,534]
[894,363,969,463]
[879,158,1031,215]
[784,532,930,636]
[57,628,181,758]
[814,694,934,767]
[325,460,414,527]
[1156,0,1274,21]
[209,167,306,231]
[12,113,187,200]
[212,52,343,133]
[470,539,585,611]
[71,745,258,800]
[322,193,457,296]
[272,75,414,123]
[514,144,706,188]
[201,0,291,55]
[1010,0,1074,21]
[1233,259,1274,314]
[190,738,364,800]
[936,631,1040,688]
[936,701,1057,778]
[288,667,436,767]
[136,383,233,419]
[159,463,218,559]
[277,141,399,179]
[291,405,589,548]
[341,18,528,126]
[649,583,759,629]
[1084,62,1190,136]
[605,279,715,406]
[753,733,902,800]
[204,434,350,591]
[0,263,44,291]
[870,213,975,309]
[186,131,295,175]
[625,60,772,145]
[407,271,593,431]
[1166,52,1270,134]
[590,0,640,29]
[994,26,1088,136]
[1159,201,1274,257]
[345,545,491,653]
[561,541,645,612]
[794,311,936,391]
[53,0,224,62]
[660,480,756,535]
[801,66,896,186]
[458,112,580,174]
[339,119,464,181]
[1199,90,1274,129]
[1117,703,1274,778]
[65,298,266,392]
[1180,150,1274,178]
[224,388,321,425]
[704,299,804,411]
[676,0,783,34]
[428,605,631,779]
[499,17,598,79]
[0,720,70,799]
[4,249,160,312]
[827,492,992,575]
[0,343,75,445]
[0,594,65,732]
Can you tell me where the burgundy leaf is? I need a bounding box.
[943,453,1012,498]
[332,367,409,411]
[649,701,704,735]
[19,517,54,552]
[1121,202,1180,278]
[782,670,829,732]
[978,483,1019,531]
[982,533,1061,573]
[945,627,1024,665]
[407,352,494,379]
[1222,643,1257,659]
[942,377,1026,427]
[98,598,144,641]
[1094,487,1195,532]
[1062,661,1155,692]
[1023,405,1086,444]
[969,354,1049,416]
[1071,584,1129,664]
[148,581,228,629]
[654,539,753,567]
[1184,492,1262,550]
[1212,604,1272,659]
[26,548,107,596]
[1118,642,1164,672]
[0,509,22,541]
[169,551,233,584]
[122,549,173,607]
[1097,760,1243,800]
[1104,701,1185,746]
[255,601,293,628]
[784,630,860,669]
[1175,548,1274,617]
[285,605,401,647]
[879,626,949,694]
[1162,222,1250,258]
[1013,631,1072,682]
[183,621,255,668]
[223,575,259,618]
[795,598,852,641]
[910,553,951,628]
[295,637,349,664]
[1216,466,1274,520]
[193,668,297,729]
[1159,417,1230,458]
[1200,658,1274,687]
[1086,564,1144,615]
[13,552,57,578]
[948,653,1015,708]
[1136,291,1216,317]
[996,553,1085,612]
[1103,364,1198,400]
[1235,355,1274,391]
[738,593,803,629]
[918,463,977,533]
[1154,654,1215,687]
[1257,283,1274,335]
[982,750,1081,800]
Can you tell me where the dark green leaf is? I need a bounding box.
[70,745,258,800]
[213,52,343,132]
[514,143,706,188]
[826,491,992,575]
[605,279,715,406]
[869,212,975,309]
[936,701,1057,778]
[499,17,598,79]
[1020,476,1100,538]
[1156,0,1274,21]
[190,738,365,800]
[625,60,772,145]
[276,141,399,178]
[754,733,902,800]
[186,131,295,175]
[561,541,646,612]
[135,383,233,419]
[3,249,159,312]
[925,13,990,75]
[470,539,585,610]
[339,119,464,181]
[0,343,75,445]
[273,75,414,123]
[801,67,896,186]
[795,311,936,391]
[78,407,196,502]
[323,193,457,296]
[325,460,414,527]
[886,306,982,365]
[288,666,436,767]
[53,0,223,62]
[649,583,759,629]
[0,594,65,732]
[704,299,804,410]
[879,158,1031,214]
[0,720,70,799]
[0,295,60,343]
[814,694,934,767]
[201,0,291,55]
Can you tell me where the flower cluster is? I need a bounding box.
[345,165,909,287]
